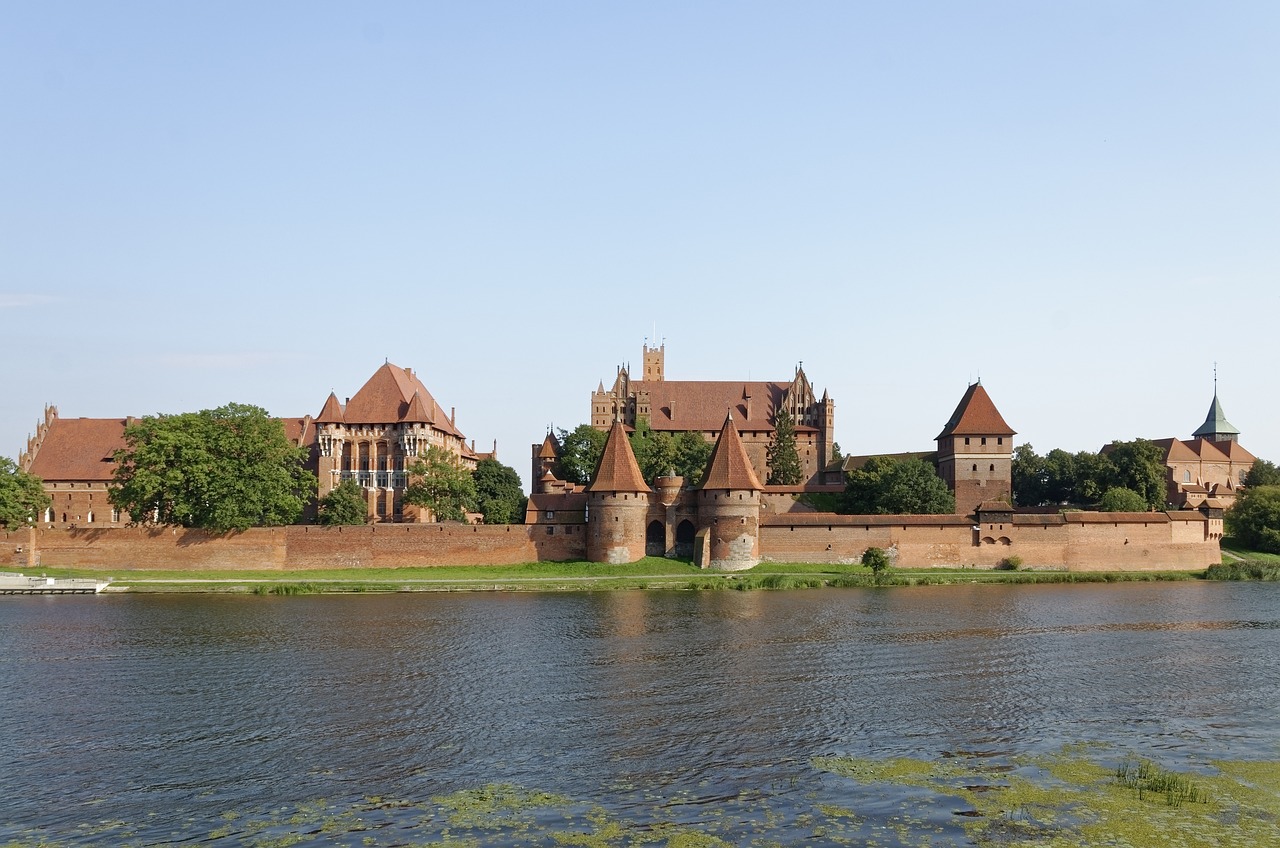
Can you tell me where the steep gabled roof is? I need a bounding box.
[315,392,345,424]
[337,362,463,437]
[936,382,1016,440]
[1187,437,1230,463]
[629,379,819,433]
[1192,392,1239,439]
[25,417,127,482]
[586,420,650,493]
[697,411,764,491]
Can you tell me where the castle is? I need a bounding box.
[590,344,835,485]
[528,373,1228,570]
[19,361,492,527]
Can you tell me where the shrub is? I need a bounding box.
[996,555,1023,571]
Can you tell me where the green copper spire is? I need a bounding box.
[1192,378,1239,442]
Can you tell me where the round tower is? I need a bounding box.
[586,421,652,564]
[654,474,684,507]
[695,411,764,571]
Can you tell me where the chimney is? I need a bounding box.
[451,407,456,426]
[669,400,675,421]
[405,367,413,380]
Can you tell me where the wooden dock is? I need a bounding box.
[0,572,108,595]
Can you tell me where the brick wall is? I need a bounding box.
[10,524,586,572]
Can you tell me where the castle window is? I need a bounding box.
[997,437,1003,445]
[972,464,978,472]
[545,510,555,520]
[989,464,995,472]
[112,508,121,523]
[981,437,987,445]
[1184,471,1191,483]
[546,526,555,536]
[965,438,970,446]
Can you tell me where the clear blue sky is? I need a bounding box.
[3,2,1277,489]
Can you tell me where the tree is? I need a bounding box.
[628,418,673,484]
[1225,485,1280,553]
[0,458,50,529]
[1098,486,1148,512]
[1244,459,1280,488]
[316,479,368,525]
[473,458,526,524]
[862,546,890,576]
[765,409,804,485]
[1105,439,1166,510]
[1012,444,1048,507]
[839,456,955,515]
[669,430,713,483]
[110,403,315,532]
[404,445,477,522]
[556,424,608,485]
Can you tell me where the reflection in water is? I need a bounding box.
[1,582,1278,845]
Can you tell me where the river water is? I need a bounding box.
[2,582,1278,846]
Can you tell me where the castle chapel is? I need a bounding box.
[590,344,835,485]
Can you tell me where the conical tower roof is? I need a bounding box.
[697,411,764,491]
[1192,392,1239,440]
[402,390,433,424]
[586,421,650,493]
[538,431,561,459]
[316,392,345,424]
[936,382,1015,440]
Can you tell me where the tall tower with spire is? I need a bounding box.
[935,381,1016,516]
[1192,371,1240,444]
[694,411,764,570]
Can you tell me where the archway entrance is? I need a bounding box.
[675,520,696,558]
[646,520,666,557]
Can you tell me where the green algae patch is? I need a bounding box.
[814,747,1280,848]
[432,784,575,830]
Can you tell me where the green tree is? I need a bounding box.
[669,430,713,483]
[628,418,673,484]
[765,409,804,485]
[1012,444,1048,506]
[556,424,608,485]
[1244,459,1280,488]
[316,479,368,525]
[1225,485,1280,553]
[839,456,955,515]
[0,458,50,529]
[404,445,477,522]
[110,403,315,532]
[473,458,527,524]
[1105,439,1166,510]
[862,546,890,576]
[1098,486,1148,512]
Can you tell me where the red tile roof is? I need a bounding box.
[586,421,650,493]
[697,412,764,491]
[315,392,344,424]
[631,380,799,432]
[25,417,127,482]
[327,362,463,437]
[936,382,1015,439]
[537,432,560,459]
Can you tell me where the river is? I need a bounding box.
[2,582,1277,846]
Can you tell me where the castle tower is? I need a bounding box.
[643,343,664,382]
[586,420,652,564]
[935,382,1015,516]
[1192,390,1240,444]
[531,430,561,487]
[695,411,764,571]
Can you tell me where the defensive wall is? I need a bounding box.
[760,511,1220,571]
[1,508,1219,573]
[2,524,587,572]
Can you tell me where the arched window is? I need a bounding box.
[1184,471,1192,483]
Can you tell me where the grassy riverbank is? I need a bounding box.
[17,557,1234,594]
